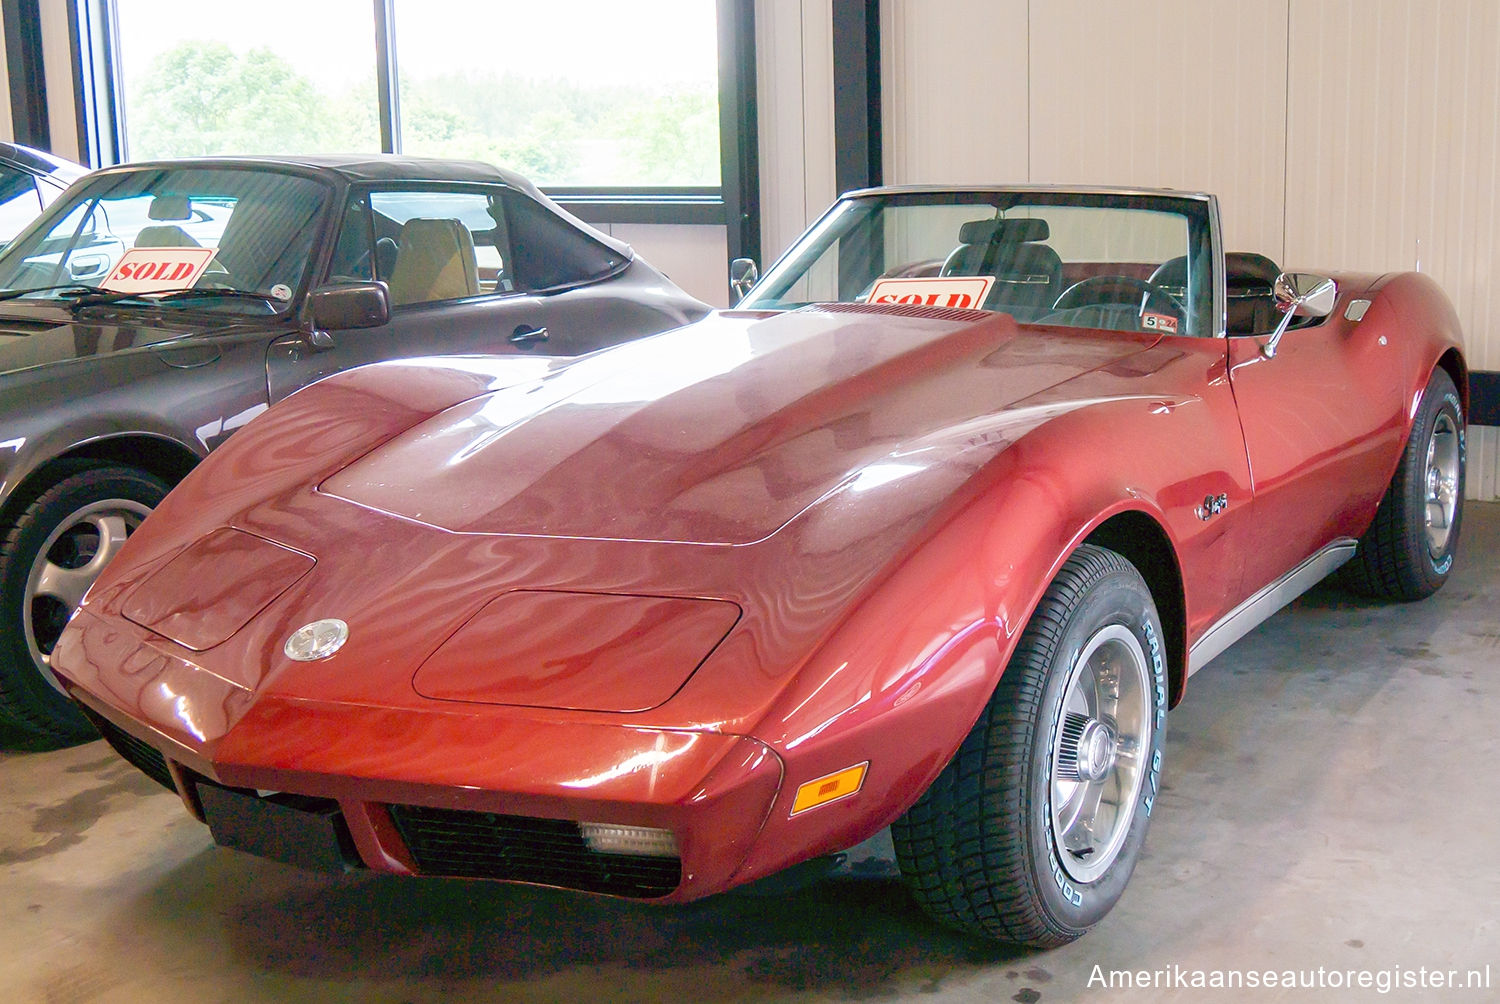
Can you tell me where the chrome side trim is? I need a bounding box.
[1187,538,1358,676]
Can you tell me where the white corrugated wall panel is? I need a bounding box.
[756,0,838,266]
[1474,427,1499,500]
[1284,0,1500,497]
[880,0,1029,185]
[1028,0,1289,258]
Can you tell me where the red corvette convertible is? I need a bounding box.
[53,187,1466,947]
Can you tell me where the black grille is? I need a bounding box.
[388,805,681,898]
[86,711,176,793]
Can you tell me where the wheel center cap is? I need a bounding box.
[1075,719,1118,782]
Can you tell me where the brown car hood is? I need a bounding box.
[322,305,1157,545]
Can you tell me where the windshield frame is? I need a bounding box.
[743,185,1226,339]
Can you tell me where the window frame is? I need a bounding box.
[68,0,760,263]
[330,180,636,309]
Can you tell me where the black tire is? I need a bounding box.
[1341,369,1465,601]
[892,544,1168,946]
[0,463,169,749]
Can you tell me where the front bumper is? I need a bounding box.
[56,608,784,902]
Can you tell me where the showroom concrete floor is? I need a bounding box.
[3,504,1497,1004]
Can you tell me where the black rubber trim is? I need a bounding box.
[83,709,176,793]
[388,804,681,898]
[1470,370,1499,427]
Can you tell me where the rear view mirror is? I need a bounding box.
[308,281,390,332]
[1263,272,1336,358]
[729,257,758,303]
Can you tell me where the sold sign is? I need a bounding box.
[101,247,220,294]
[866,276,995,310]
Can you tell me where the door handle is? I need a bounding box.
[510,324,549,346]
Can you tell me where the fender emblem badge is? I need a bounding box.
[1196,493,1229,521]
[284,619,349,661]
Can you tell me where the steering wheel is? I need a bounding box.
[1052,275,1184,317]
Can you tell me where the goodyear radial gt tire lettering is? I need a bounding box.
[0,463,168,749]
[1342,368,1465,601]
[891,544,1168,946]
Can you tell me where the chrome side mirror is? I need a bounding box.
[729,257,758,303]
[1263,272,1337,358]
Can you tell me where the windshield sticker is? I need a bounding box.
[101,247,220,294]
[1141,311,1179,334]
[270,283,293,301]
[867,276,995,311]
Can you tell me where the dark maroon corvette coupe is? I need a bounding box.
[0,155,708,748]
[56,186,1465,946]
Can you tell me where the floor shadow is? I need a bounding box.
[135,854,1027,998]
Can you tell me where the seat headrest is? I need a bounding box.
[148,195,192,221]
[958,217,1050,245]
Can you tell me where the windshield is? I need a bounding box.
[742,190,1216,337]
[0,166,331,313]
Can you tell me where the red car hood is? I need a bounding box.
[321,305,1156,544]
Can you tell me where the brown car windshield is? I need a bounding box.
[0,167,331,313]
[742,190,1216,338]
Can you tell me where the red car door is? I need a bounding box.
[1224,306,1407,596]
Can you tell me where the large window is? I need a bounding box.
[392,1,719,188]
[113,0,381,159]
[71,0,757,257]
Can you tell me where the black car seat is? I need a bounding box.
[1149,252,1282,335]
[943,217,1063,315]
[1223,252,1281,334]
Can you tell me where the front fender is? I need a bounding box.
[728,391,1234,884]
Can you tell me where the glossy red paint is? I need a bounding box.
[52,227,1465,903]
[413,591,741,711]
[121,528,313,653]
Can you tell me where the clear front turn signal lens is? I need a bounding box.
[578,822,678,858]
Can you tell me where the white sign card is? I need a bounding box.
[865,276,995,311]
[100,247,220,294]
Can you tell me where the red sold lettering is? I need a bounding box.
[877,291,974,307]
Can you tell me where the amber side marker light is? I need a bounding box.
[790,761,869,816]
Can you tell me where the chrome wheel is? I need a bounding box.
[1424,412,1460,559]
[23,497,152,688]
[1049,623,1152,885]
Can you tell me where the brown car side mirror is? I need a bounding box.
[308,281,391,332]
